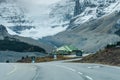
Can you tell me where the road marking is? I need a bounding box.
[55,65,93,80]
[7,65,16,75]
[55,65,76,72]
[88,65,103,69]
[88,67,93,69]
[85,76,93,80]
[78,72,83,75]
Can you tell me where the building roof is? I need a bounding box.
[56,45,78,52]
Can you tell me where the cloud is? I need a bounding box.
[17,0,61,5]
[20,26,67,39]
[29,0,61,5]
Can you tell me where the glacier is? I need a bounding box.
[0,0,67,39]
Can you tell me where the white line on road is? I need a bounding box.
[55,65,93,80]
[7,65,16,75]
[88,67,93,69]
[85,76,93,80]
[78,72,93,80]
[88,65,103,69]
[55,65,76,72]
[78,72,83,75]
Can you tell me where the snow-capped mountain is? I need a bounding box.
[50,0,120,29]
[0,0,68,39]
[1,0,120,39]
[1,0,120,53]
[0,0,34,33]
[42,0,120,53]
[69,0,120,29]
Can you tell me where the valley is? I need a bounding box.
[0,0,120,80]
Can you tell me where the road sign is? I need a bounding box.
[54,55,57,60]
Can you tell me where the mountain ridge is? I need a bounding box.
[42,1,120,53]
[1,0,120,53]
[0,25,54,53]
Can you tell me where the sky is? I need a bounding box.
[17,0,61,7]
[28,0,61,5]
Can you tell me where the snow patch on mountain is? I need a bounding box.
[1,0,120,40]
[0,0,67,39]
[19,26,67,39]
[42,0,120,53]
[69,0,120,29]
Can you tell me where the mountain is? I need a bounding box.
[0,0,34,33]
[42,0,120,53]
[0,25,54,53]
[1,0,120,53]
[0,24,10,39]
[0,0,68,39]
[1,0,120,38]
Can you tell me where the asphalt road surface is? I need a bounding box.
[0,62,120,80]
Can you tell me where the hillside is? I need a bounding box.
[41,0,120,53]
[43,11,120,53]
[77,43,120,66]
[0,25,54,53]
[0,37,45,52]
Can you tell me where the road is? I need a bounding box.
[0,62,120,80]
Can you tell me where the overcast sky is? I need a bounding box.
[17,0,61,5]
[30,0,61,5]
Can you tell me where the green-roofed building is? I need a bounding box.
[55,45,83,56]
[56,45,78,52]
